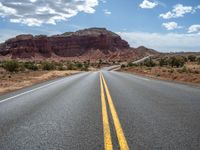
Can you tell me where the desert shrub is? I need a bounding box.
[41,61,55,70]
[75,62,83,69]
[132,63,139,67]
[2,60,19,72]
[81,65,89,71]
[162,69,167,72]
[58,64,66,70]
[112,61,116,64]
[24,61,38,71]
[18,62,26,72]
[194,70,199,74]
[87,60,90,65]
[83,61,89,71]
[66,62,75,70]
[168,68,174,73]
[172,75,178,80]
[144,58,156,67]
[121,64,126,68]
[156,73,160,77]
[54,62,66,71]
[128,62,133,67]
[0,61,3,68]
[169,56,185,68]
[181,66,187,73]
[128,62,137,67]
[159,58,165,67]
[182,56,188,62]
[159,58,168,67]
[197,57,200,65]
[188,55,196,62]
[177,66,187,73]
[97,59,102,68]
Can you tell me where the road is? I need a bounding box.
[0,70,200,150]
[132,55,153,64]
[102,55,154,71]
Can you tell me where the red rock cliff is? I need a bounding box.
[0,28,130,58]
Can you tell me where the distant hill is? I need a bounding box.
[0,28,158,61]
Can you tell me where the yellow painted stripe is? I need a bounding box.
[101,73,130,150]
[100,74,113,150]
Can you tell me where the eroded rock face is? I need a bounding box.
[0,28,130,58]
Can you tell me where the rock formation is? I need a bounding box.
[0,28,157,60]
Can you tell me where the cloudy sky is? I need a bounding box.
[0,0,200,52]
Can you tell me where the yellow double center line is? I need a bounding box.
[100,73,129,150]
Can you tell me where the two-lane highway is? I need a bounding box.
[0,71,200,149]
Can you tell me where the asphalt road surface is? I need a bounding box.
[0,71,200,150]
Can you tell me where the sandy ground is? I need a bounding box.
[121,65,200,85]
[0,70,81,95]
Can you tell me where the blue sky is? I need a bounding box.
[0,0,200,52]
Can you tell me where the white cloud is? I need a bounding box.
[188,25,200,33]
[103,9,111,15]
[0,2,16,16]
[160,4,193,19]
[160,11,174,19]
[30,0,37,3]
[0,0,99,26]
[139,0,158,9]
[193,5,200,13]
[118,31,200,52]
[162,22,182,30]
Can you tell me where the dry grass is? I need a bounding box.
[121,62,200,85]
[0,69,80,95]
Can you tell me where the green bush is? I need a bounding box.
[197,57,200,65]
[82,61,89,71]
[54,62,66,71]
[67,62,74,70]
[182,56,188,62]
[159,58,168,66]
[169,56,185,68]
[18,62,25,72]
[188,55,196,62]
[0,61,3,68]
[58,64,66,70]
[24,61,38,71]
[75,62,83,69]
[121,64,126,68]
[81,65,89,71]
[169,68,174,73]
[97,59,102,68]
[144,58,156,67]
[3,60,19,72]
[127,62,134,67]
[127,62,138,67]
[41,61,55,70]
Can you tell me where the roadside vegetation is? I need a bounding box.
[0,60,92,94]
[0,60,92,73]
[121,55,200,84]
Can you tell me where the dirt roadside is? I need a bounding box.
[120,66,200,86]
[0,70,81,95]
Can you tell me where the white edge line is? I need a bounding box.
[133,75,150,81]
[117,71,150,81]
[0,77,67,104]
